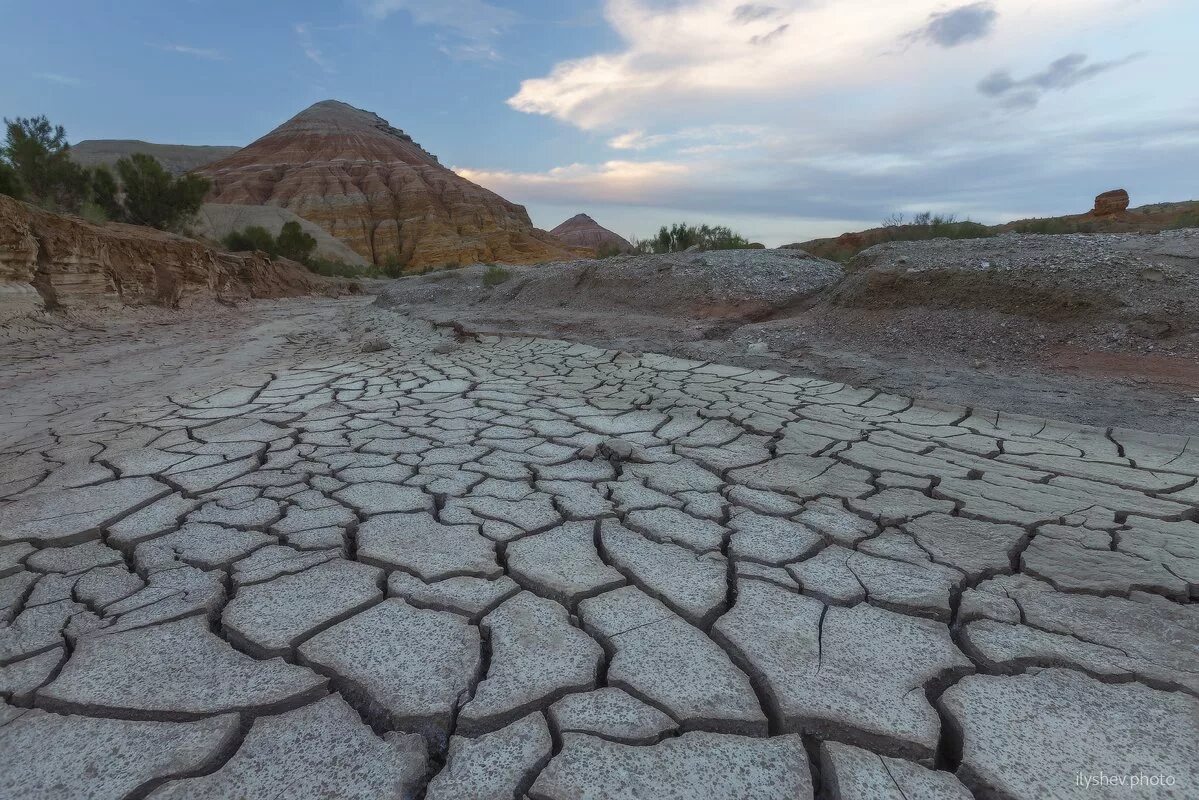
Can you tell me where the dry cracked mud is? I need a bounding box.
[1,300,1197,800]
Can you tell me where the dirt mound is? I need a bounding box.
[379,249,842,321]
[832,230,1199,337]
[0,194,354,319]
[371,236,1199,434]
[197,100,581,269]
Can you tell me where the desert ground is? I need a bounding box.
[1,262,1196,798]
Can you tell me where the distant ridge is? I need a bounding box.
[71,140,240,176]
[551,214,633,254]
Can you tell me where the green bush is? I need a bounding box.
[223,225,278,255]
[483,265,511,286]
[115,153,209,231]
[276,220,317,263]
[632,223,752,254]
[305,257,371,278]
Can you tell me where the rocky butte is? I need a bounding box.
[197,100,578,270]
[550,213,633,254]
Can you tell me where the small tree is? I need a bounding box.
[1,116,90,210]
[115,153,208,231]
[275,220,317,263]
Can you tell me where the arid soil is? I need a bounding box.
[376,233,1199,435]
[1,293,1196,799]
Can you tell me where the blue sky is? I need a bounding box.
[2,0,1197,245]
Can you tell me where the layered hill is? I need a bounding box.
[550,213,632,253]
[197,100,578,270]
[71,140,240,176]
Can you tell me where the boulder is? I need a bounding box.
[1093,189,1130,216]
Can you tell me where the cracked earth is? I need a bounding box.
[1,300,1196,800]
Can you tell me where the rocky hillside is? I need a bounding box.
[0,194,349,316]
[71,140,240,176]
[197,100,580,270]
[550,213,632,253]
[788,191,1199,262]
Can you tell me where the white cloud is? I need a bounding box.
[359,0,516,43]
[33,72,81,86]
[154,43,225,60]
[508,0,1148,130]
[484,0,1193,240]
[294,23,334,72]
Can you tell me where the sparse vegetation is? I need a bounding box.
[304,257,372,279]
[223,221,317,262]
[221,221,363,277]
[114,153,209,231]
[223,225,277,254]
[483,265,511,286]
[632,222,752,254]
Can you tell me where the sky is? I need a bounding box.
[2,0,1197,246]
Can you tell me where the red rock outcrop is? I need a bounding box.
[0,194,346,312]
[550,214,633,254]
[1093,189,1130,216]
[198,100,578,270]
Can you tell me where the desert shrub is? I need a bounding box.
[223,225,278,255]
[305,257,371,278]
[275,220,317,263]
[1009,218,1098,235]
[1,115,91,211]
[483,265,511,286]
[114,153,208,231]
[636,222,752,253]
[880,212,993,241]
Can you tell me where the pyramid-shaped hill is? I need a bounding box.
[198,100,577,269]
[551,213,633,253]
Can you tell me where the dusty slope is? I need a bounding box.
[376,234,1199,434]
[192,203,369,266]
[197,100,580,269]
[70,140,240,175]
